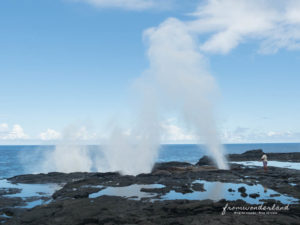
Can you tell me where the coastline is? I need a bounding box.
[1,149,300,225]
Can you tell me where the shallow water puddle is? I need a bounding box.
[0,213,11,218]
[1,179,298,207]
[88,181,298,204]
[161,180,299,204]
[233,161,300,170]
[0,179,62,208]
[89,184,165,200]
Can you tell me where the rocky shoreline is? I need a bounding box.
[1,149,300,225]
[196,149,300,166]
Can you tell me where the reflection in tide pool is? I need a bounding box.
[162,180,299,204]
[0,179,62,208]
[1,179,298,208]
[88,181,298,204]
[89,184,165,200]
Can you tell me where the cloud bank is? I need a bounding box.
[0,124,29,140]
[189,0,300,54]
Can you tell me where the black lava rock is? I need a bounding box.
[195,156,214,166]
[270,194,281,197]
[192,183,206,192]
[240,192,248,197]
[249,193,260,198]
[238,186,246,193]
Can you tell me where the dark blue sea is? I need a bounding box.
[0,143,300,179]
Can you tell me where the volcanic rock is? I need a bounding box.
[249,193,260,198]
[195,156,214,166]
[0,188,21,195]
[192,183,206,192]
[238,186,246,193]
[240,192,248,198]
[270,194,281,197]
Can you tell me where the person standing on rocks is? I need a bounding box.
[261,152,268,172]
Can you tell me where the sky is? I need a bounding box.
[0,0,300,144]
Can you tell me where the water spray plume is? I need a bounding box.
[144,18,229,169]
[38,125,93,173]
[102,83,161,175]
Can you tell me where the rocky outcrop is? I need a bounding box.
[228,149,300,162]
[228,149,264,161]
[195,155,214,166]
[195,149,300,166]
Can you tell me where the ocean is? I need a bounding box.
[0,143,300,179]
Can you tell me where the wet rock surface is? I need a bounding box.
[270,194,281,197]
[0,188,21,196]
[0,196,26,208]
[1,150,300,224]
[238,186,246,193]
[240,192,248,198]
[249,193,260,199]
[7,172,96,184]
[52,186,104,200]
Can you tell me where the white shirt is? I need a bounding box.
[261,154,267,162]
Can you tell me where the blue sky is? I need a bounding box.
[0,0,300,144]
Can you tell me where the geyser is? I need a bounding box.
[99,82,161,175]
[102,17,229,174]
[35,16,229,176]
[144,18,229,169]
[36,125,93,174]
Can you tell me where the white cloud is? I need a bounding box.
[72,0,172,10]
[266,131,293,138]
[160,119,196,143]
[39,129,61,141]
[186,0,300,54]
[62,125,97,141]
[72,0,300,51]
[285,0,300,24]
[0,123,9,132]
[0,124,29,140]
